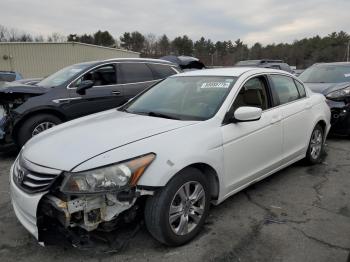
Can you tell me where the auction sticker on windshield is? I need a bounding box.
[201,81,231,89]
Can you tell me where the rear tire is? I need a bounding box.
[144,167,210,246]
[16,114,62,148]
[305,124,324,165]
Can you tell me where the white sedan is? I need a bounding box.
[10,67,331,246]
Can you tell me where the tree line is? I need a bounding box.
[1,25,349,69]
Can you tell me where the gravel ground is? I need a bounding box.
[0,138,349,262]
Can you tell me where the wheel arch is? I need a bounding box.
[167,163,220,201]
[316,119,327,134]
[13,108,66,139]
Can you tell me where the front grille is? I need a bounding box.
[13,156,61,194]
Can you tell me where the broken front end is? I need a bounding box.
[10,153,156,247]
[0,82,46,151]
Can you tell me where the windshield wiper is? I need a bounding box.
[148,111,180,120]
[124,110,180,120]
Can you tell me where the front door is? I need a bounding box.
[221,75,283,194]
[66,64,125,119]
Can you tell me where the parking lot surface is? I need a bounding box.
[0,138,349,262]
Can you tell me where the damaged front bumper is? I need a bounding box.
[10,166,45,242]
[10,158,152,246]
[326,99,350,135]
[0,107,16,152]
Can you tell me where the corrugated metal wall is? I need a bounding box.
[0,42,140,78]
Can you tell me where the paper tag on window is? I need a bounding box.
[201,82,230,89]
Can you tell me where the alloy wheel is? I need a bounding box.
[168,181,206,236]
[32,122,56,136]
[310,129,323,160]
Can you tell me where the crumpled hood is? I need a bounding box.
[0,81,47,94]
[22,110,196,171]
[305,82,350,95]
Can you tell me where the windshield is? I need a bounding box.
[37,63,92,88]
[299,64,350,83]
[121,76,237,121]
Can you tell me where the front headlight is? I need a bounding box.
[326,86,350,100]
[60,153,155,194]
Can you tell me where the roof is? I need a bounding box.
[0,41,140,55]
[70,58,178,68]
[103,57,176,65]
[174,67,287,77]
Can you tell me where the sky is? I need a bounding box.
[1,0,349,46]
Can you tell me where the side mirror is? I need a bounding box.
[76,80,94,95]
[233,106,262,122]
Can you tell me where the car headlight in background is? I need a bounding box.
[326,86,350,100]
[60,153,156,194]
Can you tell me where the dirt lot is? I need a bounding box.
[0,138,349,262]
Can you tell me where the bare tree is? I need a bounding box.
[144,33,158,56]
[47,32,66,42]
[34,35,45,42]
[7,28,20,41]
[0,25,8,42]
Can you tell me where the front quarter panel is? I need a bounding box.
[72,121,225,195]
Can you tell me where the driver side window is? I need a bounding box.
[231,76,270,112]
[73,65,116,87]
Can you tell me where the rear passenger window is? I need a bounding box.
[294,80,306,98]
[270,75,300,105]
[149,64,177,79]
[118,63,153,84]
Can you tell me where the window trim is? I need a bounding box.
[293,79,306,98]
[72,63,118,89]
[67,61,177,90]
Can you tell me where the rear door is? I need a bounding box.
[67,63,125,118]
[117,63,159,100]
[221,74,283,193]
[268,74,312,163]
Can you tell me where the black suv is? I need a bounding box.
[0,58,180,150]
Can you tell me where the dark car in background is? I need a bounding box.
[0,58,180,150]
[0,71,23,82]
[160,55,205,70]
[299,62,350,136]
[235,59,294,73]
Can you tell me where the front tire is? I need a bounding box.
[305,124,324,164]
[16,114,62,148]
[144,167,210,246]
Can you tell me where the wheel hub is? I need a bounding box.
[32,122,56,137]
[168,181,206,236]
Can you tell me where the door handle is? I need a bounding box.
[112,91,121,95]
[271,115,282,124]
